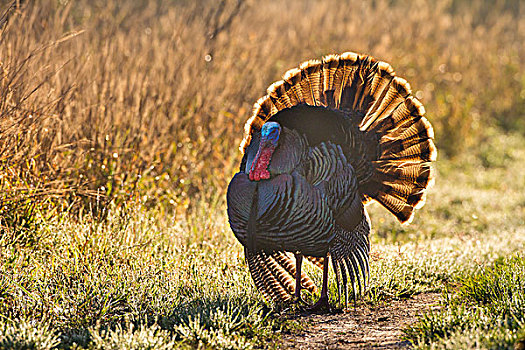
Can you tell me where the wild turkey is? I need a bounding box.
[227,52,436,309]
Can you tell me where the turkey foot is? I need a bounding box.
[308,295,331,313]
[308,256,331,313]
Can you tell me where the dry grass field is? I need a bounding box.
[0,0,524,349]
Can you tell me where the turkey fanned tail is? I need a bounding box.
[241,52,437,224]
[329,213,371,307]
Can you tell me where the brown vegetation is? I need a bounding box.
[0,0,523,221]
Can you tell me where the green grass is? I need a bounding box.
[1,131,524,349]
[0,201,297,349]
[404,255,525,349]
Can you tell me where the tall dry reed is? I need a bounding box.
[0,0,523,221]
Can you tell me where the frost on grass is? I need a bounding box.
[0,203,287,349]
[0,320,59,350]
[89,323,176,350]
[364,229,525,303]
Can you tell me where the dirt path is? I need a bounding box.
[278,293,441,349]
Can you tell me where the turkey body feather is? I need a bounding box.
[228,129,356,256]
[226,51,436,308]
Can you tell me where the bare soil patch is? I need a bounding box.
[278,293,441,349]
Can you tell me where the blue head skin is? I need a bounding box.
[260,121,281,147]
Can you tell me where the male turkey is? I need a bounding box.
[227,52,436,309]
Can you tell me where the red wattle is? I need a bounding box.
[249,145,275,181]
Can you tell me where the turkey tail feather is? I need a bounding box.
[329,212,371,308]
[240,51,436,223]
[305,256,325,269]
[245,249,317,303]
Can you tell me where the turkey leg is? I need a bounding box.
[294,253,303,302]
[309,256,331,312]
